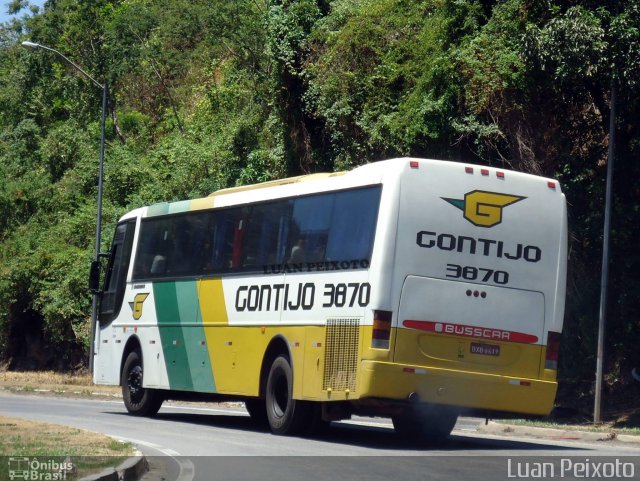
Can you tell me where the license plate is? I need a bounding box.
[470,342,500,356]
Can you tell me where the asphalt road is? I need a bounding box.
[1,391,638,481]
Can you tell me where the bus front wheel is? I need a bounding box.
[122,350,163,417]
[392,403,458,445]
[265,355,310,435]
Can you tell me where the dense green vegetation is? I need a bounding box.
[0,0,638,413]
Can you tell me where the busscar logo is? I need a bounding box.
[129,293,149,320]
[442,190,525,228]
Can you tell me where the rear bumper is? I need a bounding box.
[359,360,557,416]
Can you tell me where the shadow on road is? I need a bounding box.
[107,410,587,453]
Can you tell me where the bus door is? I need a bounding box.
[99,220,136,325]
[94,219,136,384]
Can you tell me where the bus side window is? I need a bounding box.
[242,201,291,270]
[133,212,215,279]
[211,216,232,271]
[169,214,212,276]
[288,195,332,264]
[209,208,246,272]
[231,219,245,269]
[325,187,380,262]
[133,220,171,279]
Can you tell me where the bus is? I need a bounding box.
[90,157,567,442]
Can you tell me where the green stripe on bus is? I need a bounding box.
[168,200,191,214]
[153,282,194,391]
[175,281,216,392]
[147,203,170,217]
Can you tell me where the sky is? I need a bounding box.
[0,0,46,25]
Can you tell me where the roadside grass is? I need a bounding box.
[0,370,121,398]
[498,418,640,434]
[0,370,93,386]
[0,370,242,408]
[0,416,135,479]
[494,415,640,436]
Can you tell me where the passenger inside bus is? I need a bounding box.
[289,239,306,263]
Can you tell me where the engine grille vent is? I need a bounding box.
[323,318,360,391]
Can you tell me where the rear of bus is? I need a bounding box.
[362,158,567,417]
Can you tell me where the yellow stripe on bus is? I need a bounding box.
[199,278,228,393]
[198,279,228,325]
[190,197,215,211]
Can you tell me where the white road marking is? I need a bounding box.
[117,436,195,481]
[97,399,249,416]
[161,404,249,416]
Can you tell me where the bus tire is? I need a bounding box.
[265,355,310,435]
[392,404,458,445]
[245,398,268,427]
[122,350,163,417]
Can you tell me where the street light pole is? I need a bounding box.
[594,79,616,424]
[91,78,107,375]
[22,40,107,374]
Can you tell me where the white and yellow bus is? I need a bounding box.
[90,157,567,442]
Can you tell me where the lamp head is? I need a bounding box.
[21,41,40,49]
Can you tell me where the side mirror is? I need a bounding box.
[89,259,102,294]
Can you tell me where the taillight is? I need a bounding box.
[372,310,392,349]
[545,331,561,370]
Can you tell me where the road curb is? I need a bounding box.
[478,421,640,445]
[79,451,148,481]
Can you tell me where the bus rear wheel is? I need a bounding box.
[265,355,310,435]
[122,350,163,417]
[392,403,458,445]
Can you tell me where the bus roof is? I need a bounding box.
[209,172,346,197]
[130,158,561,221]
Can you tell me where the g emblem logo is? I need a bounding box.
[129,293,149,320]
[443,191,525,228]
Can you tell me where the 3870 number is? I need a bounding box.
[323,282,371,308]
[446,264,509,285]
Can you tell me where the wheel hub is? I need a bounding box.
[127,365,144,403]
